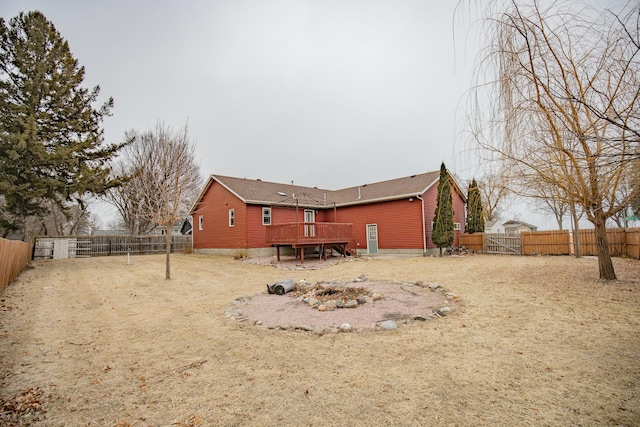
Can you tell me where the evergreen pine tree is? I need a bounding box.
[0,11,126,239]
[466,178,485,233]
[432,162,454,256]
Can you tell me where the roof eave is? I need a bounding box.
[247,199,332,209]
[190,175,250,215]
[189,175,214,215]
[336,193,422,208]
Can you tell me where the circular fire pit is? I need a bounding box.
[290,283,379,310]
[226,276,458,333]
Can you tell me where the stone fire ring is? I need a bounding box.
[225,275,458,334]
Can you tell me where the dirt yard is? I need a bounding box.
[1,253,639,426]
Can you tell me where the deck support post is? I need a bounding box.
[276,245,280,261]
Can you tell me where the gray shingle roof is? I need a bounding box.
[331,171,441,206]
[212,175,331,207]
[192,170,463,212]
[503,220,538,230]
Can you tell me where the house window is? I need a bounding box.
[198,215,203,230]
[229,209,235,227]
[262,207,272,225]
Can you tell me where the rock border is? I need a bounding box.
[225,275,458,335]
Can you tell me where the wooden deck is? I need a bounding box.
[266,222,354,263]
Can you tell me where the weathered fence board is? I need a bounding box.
[484,233,522,255]
[34,235,192,260]
[461,228,639,258]
[522,230,570,255]
[576,228,628,257]
[459,233,483,252]
[0,238,34,291]
[627,229,640,259]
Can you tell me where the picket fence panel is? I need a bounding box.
[483,233,522,255]
[33,235,192,260]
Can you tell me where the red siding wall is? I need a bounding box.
[193,177,466,251]
[192,182,248,249]
[246,205,265,248]
[336,198,424,251]
[423,180,467,248]
[274,206,307,223]
[422,185,436,249]
[335,180,466,252]
[193,183,311,249]
[453,184,466,244]
[245,206,305,248]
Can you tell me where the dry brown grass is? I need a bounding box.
[1,254,639,426]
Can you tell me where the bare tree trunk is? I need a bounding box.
[19,217,27,241]
[594,210,616,280]
[165,230,171,280]
[570,201,582,258]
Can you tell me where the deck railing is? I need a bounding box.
[266,222,354,246]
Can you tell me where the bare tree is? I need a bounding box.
[126,121,202,279]
[104,135,157,235]
[36,201,94,236]
[610,165,640,227]
[1,196,95,238]
[476,168,509,223]
[468,1,640,279]
[527,184,586,257]
[533,183,570,231]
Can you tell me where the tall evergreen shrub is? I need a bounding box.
[432,163,454,256]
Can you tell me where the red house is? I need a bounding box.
[190,170,466,258]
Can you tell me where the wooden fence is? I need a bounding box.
[459,233,483,252]
[522,230,571,255]
[0,238,34,291]
[576,228,628,257]
[33,235,192,259]
[460,228,640,259]
[626,228,640,259]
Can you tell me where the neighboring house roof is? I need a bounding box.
[191,170,466,213]
[503,220,538,231]
[181,218,193,235]
[484,219,501,231]
[485,219,497,227]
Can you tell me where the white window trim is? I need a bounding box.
[262,207,272,225]
[198,215,203,231]
[229,209,235,227]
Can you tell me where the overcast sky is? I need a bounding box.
[1,0,619,228]
[1,1,478,183]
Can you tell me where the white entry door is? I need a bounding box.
[304,209,315,237]
[366,224,378,254]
